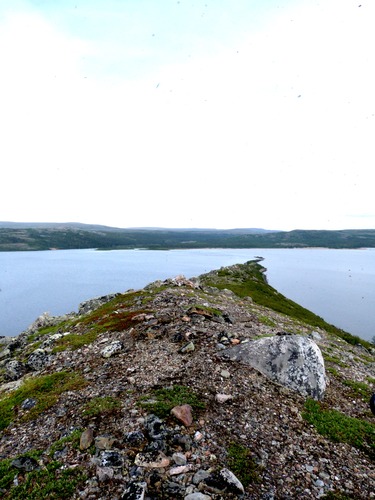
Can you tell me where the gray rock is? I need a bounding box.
[101,340,124,358]
[21,398,37,410]
[184,494,212,500]
[192,469,211,485]
[11,456,39,472]
[221,334,326,400]
[122,481,147,499]
[5,359,27,380]
[219,468,245,494]
[144,414,167,440]
[100,450,124,468]
[27,349,51,371]
[204,467,244,494]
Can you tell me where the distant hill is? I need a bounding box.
[1,223,375,251]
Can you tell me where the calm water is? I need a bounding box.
[0,248,374,341]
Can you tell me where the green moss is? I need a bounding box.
[227,441,260,486]
[27,321,75,344]
[322,354,346,367]
[257,315,276,327]
[48,429,82,457]
[343,379,371,399]
[188,304,223,317]
[1,459,86,499]
[326,367,339,377]
[138,385,205,418]
[302,399,375,457]
[52,330,99,352]
[82,396,122,418]
[0,371,86,431]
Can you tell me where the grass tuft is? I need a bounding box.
[138,385,205,418]
[0,371,86,431]
[302,399,375,457]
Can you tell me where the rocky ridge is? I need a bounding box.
[0,261,374,499]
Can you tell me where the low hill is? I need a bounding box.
[1,223,375,250]
[0,261,374,498]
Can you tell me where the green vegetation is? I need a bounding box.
[26,322,73,344]
[138,384,205,418]
[302,399,375,458]
[82,396,122,418]
[342,379,371,399]
[0,371,86,431]
[201,261,373,350]
[323,354,346,367]
[0,457,86,499]
[257,315,276,327]
[52,330,100,352]
[51,292,149,351]
[226,441,260,486]
[48,429,82,457]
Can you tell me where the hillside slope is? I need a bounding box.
[0,261,374,499]
[2,225,375,250]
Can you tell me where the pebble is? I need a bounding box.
[80,428,94,450]
[171,404,193,427]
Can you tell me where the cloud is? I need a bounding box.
[1,1,375,229]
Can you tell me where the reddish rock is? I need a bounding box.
[171,404,193,427]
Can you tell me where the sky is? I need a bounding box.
[0,0,374,231]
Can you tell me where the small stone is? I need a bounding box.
[220,369,230,378]
[21,398,37,410]
[27,349,51,371]
[11,456,39,472]
[101,340,123,358]
[80,428,94,450]
[194,431,203,442]
[171,404,193,427]
[144,414,167,440]
[172,452,187,465]
[95,435,115,450]
[100,450,124,468]
[215,394,233,403]
[314,479,325,488]
[122,481,147,499]
[184,494,212,500]
[5,360,27,380]
[169,464,192,475]
[124,430,145,445]
[134,451,170,468]
[230,338,241,345]
[179,342,195,353]
[204,468,244,494]
[96,466,114,482]
[193,469,211,485]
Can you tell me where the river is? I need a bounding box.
[0,248,374,341]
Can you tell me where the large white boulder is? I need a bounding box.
[222,334,326,400]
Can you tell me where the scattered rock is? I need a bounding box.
[101,340,124,358]
[21,398,37,410]
[11,456,39,472]
[5,359,27,380]
[80,428,94,450]
[171,404,193,427]
[27,349,51,371]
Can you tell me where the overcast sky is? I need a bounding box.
[1,0,374,230]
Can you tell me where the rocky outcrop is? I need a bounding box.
[221,333,326,400]
[0,263,374,499]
